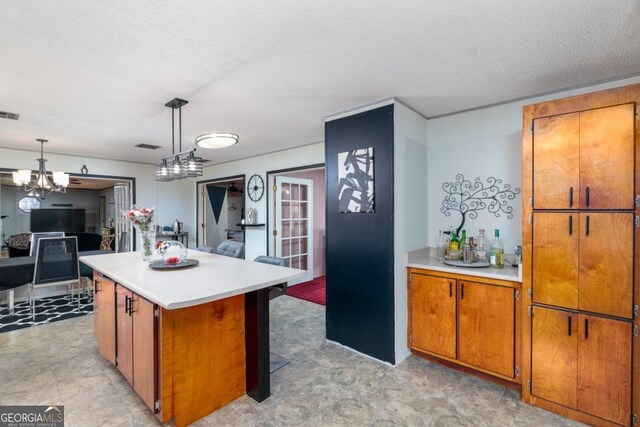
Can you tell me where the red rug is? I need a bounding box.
[286,276,326,306]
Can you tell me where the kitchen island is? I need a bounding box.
[80,250,304,427]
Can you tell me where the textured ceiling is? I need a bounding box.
[1,0,639,164]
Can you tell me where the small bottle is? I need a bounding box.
[436,229,446,261]
[490,229,504,269]
[460,230,467,246]
[476,229,487,262]
[449,227,459,251]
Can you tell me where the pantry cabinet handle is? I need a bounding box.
[568,215,573,235]
[584,318,589,339]
[569,187,573,208]
[129,295,136,315]
[585,186,590,207]
[94,279,100,294]
[125,295,130,315]
[460,283,464,300]
[449,282,453,298]
[585,215,590,236]
[568,316,572,336]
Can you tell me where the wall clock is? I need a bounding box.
[247,174,265,202]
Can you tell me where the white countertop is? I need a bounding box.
[407,256,522,283]
[80,250,306,310]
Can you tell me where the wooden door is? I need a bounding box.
[533,113,580,209]
[532,213,579,309]
[93,274,116,364]
[132,294,156,412]
[410,274,456,358]
[116,285,134,386]
[458,281,515,377]
[577,314,631,425]
[578,212,633,318]
[531,306,577,409]
[579,103,635,210]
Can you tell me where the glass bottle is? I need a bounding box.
[476,229,487,262]
[490,229,504,269]
[449,226,459,252]
[436,229,446,261]
[460,230,467,246]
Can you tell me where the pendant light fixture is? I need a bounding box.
[12,138,70,199]
[155,98,203,182]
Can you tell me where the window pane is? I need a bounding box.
[300,255,308,271]
[300,185,308,201]
[282,183,290,200]
[282,239,290,257]
[292,184,300,200]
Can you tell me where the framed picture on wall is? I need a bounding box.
[337,147,375,213]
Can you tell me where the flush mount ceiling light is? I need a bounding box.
[195,132,239,149]
[12,138,69,199]
[155,98,203,182]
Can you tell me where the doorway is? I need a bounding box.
[196,176,246,252]
[267,165,325,287]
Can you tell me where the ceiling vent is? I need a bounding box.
[134,143,161,150]
[0,111,20,120]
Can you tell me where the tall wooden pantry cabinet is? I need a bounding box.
[522,84,640,427]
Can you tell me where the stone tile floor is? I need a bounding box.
[0,295,584,426]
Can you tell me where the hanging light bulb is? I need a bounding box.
[183,151,203,177]
[155,159,173,182]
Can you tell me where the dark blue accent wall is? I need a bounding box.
[325,104,395,364]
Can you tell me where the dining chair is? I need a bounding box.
[216,241,245,259]
[29,232,65,256]
[30,236,81,320]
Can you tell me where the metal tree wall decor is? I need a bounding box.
[441,174,520,235]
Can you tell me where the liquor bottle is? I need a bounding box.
[460,230,467,246]
[476,229,487,262]
[490,229,504,269]
[436,229,446,261]
[449,226,459,251]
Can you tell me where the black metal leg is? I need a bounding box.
[245,288,270,402]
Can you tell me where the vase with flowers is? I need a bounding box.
[122,207,155,261]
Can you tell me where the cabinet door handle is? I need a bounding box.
[129,296,136,315]
[460,283,464,300]
[585,215,590,236]
[569,187,573,208]
[584,318,589,339]
[567,316,572,336]
[568,215,573,235]
[125,295,130,315]
[449,282,453,298]
[585,186,590,207]
[94,279,100,294]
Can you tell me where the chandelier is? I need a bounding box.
[12,138,70,199]
[155,98,203,182]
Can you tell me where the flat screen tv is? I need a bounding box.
[30,208,86,233]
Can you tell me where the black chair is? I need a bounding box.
[29,236,81,320]
[66,232,102,252]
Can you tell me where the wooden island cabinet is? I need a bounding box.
[523,83,640,426]
[408,266,521,384]
[83,250,304,427]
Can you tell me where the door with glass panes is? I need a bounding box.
[275,176,314,284]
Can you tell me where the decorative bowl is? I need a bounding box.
[156,241,187,264]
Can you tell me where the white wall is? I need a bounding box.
[0,147,193,250]
[394,101,428,364]
[194,143,324,261]
[426,75,640,254]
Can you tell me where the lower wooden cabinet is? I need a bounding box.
[408,269,520,383]
[93,273,116,364]
[410,274,456,359]
[93,273,247,427]
[531,305,631,426]
[116,285,157,411]
[458,280,515,378]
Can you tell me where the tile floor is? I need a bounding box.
[0,295,583,426]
